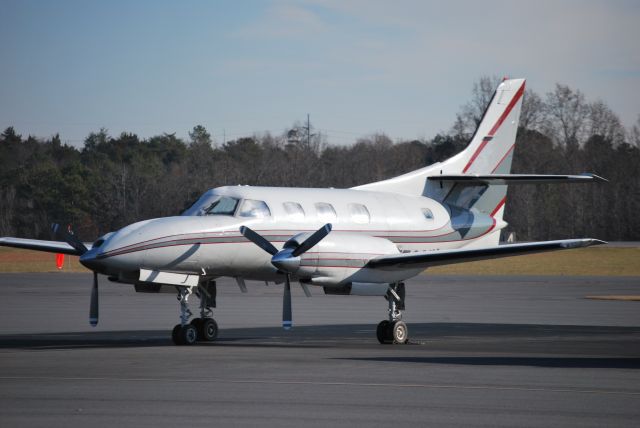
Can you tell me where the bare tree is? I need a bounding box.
[452,75,502,137]
[588,100,625,145]
[628,115,640,147]
[520,90,544,131]
[542,84,590,146]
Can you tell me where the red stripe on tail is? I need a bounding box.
[462,82,525,173]
[490,197,507,217]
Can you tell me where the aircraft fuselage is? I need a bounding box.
[81,185,499,286]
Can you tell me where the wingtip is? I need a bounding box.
[582,173,608,183]
[591,239,608,246]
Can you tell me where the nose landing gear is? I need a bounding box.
[171,280,218,346]
[376,282,408,344]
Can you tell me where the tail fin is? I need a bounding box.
[354,78,526,221]
[434,78,525,225]
[456,78,525,176]
[353,78,525,245]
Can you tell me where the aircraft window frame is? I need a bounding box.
[238,199,272,218]
[422,208,434,220]
[283,202,306,221]
[348,203,371,224]
[204,196,239,216]
[315,202,337,221]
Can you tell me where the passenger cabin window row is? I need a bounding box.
[201,197,433,224]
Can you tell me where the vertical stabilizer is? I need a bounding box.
[353,78,526,245]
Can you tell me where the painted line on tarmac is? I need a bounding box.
[1,375,639,397]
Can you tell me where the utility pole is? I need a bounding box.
[287,114,315,146]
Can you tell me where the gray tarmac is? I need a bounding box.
[0,273,639,427]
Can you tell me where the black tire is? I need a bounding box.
[180,324,198,345]
[391,320,409,344]
[201,318,219,341]
[191,318,203,333]
[190,318,203,341]
[171,324,184,345]
[376,320,391,344]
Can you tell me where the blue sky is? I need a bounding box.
[1,0,638,146]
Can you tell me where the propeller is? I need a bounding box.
[90,272,99,327]
[51,223,88,255]
[52,223,99,327]
[240,224,332,330]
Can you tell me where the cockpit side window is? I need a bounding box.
[238,199,272,218]
[204,196,239,216]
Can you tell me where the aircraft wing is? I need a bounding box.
[366,239,606,271]
[0,237,91,255]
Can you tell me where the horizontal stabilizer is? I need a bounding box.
[0,237,92,255]
[367,239,606,271]
[427,173,607,185]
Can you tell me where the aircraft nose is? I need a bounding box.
[79,250,103,271]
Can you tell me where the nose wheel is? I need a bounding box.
[171,281,219,346]
[376,283,409,344]
[172,323,198,345]
[191,317,219,341]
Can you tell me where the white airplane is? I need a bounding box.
[0,78,606,345]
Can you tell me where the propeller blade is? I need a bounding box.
[240,226,278,256]
[90,272,99,327]
[300,281,312,298]
[51,223,88,255]
[282,274,292,330]
[291,223,332,257]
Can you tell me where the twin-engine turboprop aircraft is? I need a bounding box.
[0,78,606,345]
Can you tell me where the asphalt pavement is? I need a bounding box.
[0,273,638,427]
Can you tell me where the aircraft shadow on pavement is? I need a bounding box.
[337,356,640,369]
[1,322,639,364]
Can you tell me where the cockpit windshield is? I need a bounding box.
[204,196,239,216]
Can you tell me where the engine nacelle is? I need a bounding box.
[289,232,415,287]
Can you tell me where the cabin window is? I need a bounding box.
[238,199,271,218]
[283,202,305,221]
[204,196,239,216]
[315,202,337,221]
[422,208,434,220]
[348,203,370,224]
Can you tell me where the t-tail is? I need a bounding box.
[354,78,605,246]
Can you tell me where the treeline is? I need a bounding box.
[1,77,639,241]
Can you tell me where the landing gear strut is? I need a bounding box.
[376,282,408,344]
[171,280,218,346]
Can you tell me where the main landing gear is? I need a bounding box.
[376,282,408,344]
[171,280,218,346]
